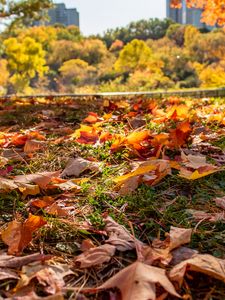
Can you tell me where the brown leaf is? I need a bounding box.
[85,262,180,300]
[114,160,171,195]
[169,254,225,286]
[186,209,225,222]
[17,263,72,295]
[142,227,192,266]
[0,252,52,268]
[1,214,47,255]
[5,285,64,300]
[214,196,225,210]
[61,157,101,178]
[80,239,96,252]
[0,268,19,280]
[14,171,61,189]
[24,140,45,154]
[104,216,140,251]
[171,247,198,266]
[74,244,116,268]
[0,177,18,191]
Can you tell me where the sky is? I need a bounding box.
[56,0,166,35]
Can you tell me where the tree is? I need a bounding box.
[0,0,52,27]
[59,59,96,86]
[4,36,48,92]
[166,24,186,46]
[114,39,153,73]
[100,18,174,48]
[170,0,225,27]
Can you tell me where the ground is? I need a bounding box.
[0,95,225,299]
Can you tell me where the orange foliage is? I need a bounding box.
[170,0,225,27]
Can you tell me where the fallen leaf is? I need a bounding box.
[0,268,19,281]
[142,227,192,266]
[0,252,52,268]
[84,261,180,300]
[169,254,225,286]
[24,139,45,154]
[16,263,73,295]
[74,244,116,268]
[0,156,8,167]
[104,216,140,251]
[171,247,198,266]
[1,214,47,255]
[61,157,101,178]
[179,165,221,180]
[186,209,225,222]
[14,171,61,189]
[0,177,18,191]
[214,196,225,210]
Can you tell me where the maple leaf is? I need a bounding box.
[24,139,45,155]
[76,130,99,144]
[14,171,61,189]
[16,263,73,295]
[169,254,225,286]
[114,160,171,195]
[104,215,141,251]
[61,157,102,178]
[83,112,101,124]
[141,226,192,266]
[1,214,47,255]
[169,120,192,148]
[84,262,180,300]
[179,165,221,180]
[74,244,116,268]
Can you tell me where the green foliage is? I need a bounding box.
[100,18,174,48]
[0,16,225,94]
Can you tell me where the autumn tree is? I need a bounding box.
[0,0,52,27]
[4,37,48,92]
[59,59,96,87]
[170,0,225,27]
[114,39,153,73]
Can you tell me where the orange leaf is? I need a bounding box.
[1,214,46,255]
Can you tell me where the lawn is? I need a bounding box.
[0,95,225,299]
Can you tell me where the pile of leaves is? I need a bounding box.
[0,95,225,299]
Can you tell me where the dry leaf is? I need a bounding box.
[186,209,225,222]
[214,196,225,210]
[14,171,61,189]
[74,244,116,268]
[171,247,198,266]
[0,268,19,280]
[0,177,18,191]
[85,262,180,300]
[24,139,45,154]
[61,157,101,178]
[0,252,52,268]
[16,263,73,295]
[104,216,140,251]
[170,254,225,286]
[1,214,47,255]
[141,226,192,266]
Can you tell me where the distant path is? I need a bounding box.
[1,87,225,100]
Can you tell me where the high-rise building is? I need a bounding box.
[35,3,79,27]
[166,0,211,29]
